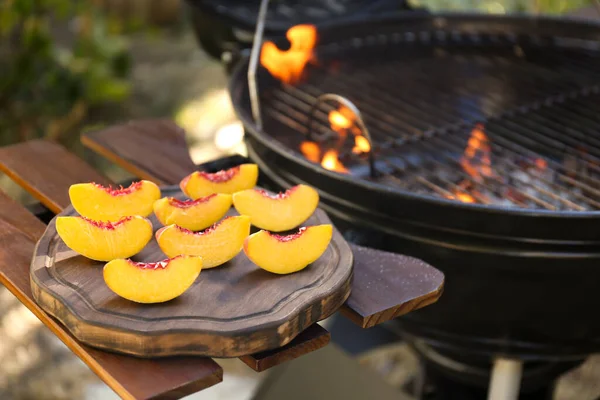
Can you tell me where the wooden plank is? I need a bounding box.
[0,140,111,213]
[239,323,330,372]
[82,123,334,370]
[0,190,222,400]
[82,120,445,329]
[341,244,444,329]
[81,120,197,185]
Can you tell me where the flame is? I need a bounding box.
[447,173,478,204]
[300,141,321,163]
[300,105,372,173]
[455,192,476,203]
[321,150,348,173]
[260,24,317,84]
[327,105,371,156]
[329,106,354,131]
[460,124,493,181]
[353,135,371,154]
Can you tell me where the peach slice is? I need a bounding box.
[103,256,203,304]
[232,184,319,232]
[243,225,333,274]
[56,216,153,261]
[153,194,232,231]
[156,216,251,268]
[180,164,258,199]
[69,180,161,221]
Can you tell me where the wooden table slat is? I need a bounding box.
[0,191,222,400]
[81,120,197,186]
[342,244,444,328]
[0,139,112,213]
[82,120,445,329]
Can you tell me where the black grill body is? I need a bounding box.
[186,0,416,59]
[228,13,600,361]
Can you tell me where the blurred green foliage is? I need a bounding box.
[0,0,131,145]
[409,0,593,14]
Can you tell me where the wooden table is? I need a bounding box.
[0,119,444,399]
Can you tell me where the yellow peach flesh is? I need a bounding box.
[153,194,232,231]
[156,215,251,268]
[243,225,333,274]
[103,256,202,304]
[232,184,319,232]
[180,164,258,199]
[56,215,153,261]
[69,180,161,222]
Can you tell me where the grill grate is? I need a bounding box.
[259,30,600,210]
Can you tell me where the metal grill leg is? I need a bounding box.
[487,357,523,400]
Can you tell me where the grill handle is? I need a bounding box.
[307,93,378,179]
[247,0,271,131]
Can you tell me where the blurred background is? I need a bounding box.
[0,0,598,399]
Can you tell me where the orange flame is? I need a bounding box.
[353,136,371,154]
[328,105,371,155]
[329,106,354,131]
[300,141,321,163]
[460,124,493,181]
[455,192,476,203]
[321,150,348,173]
[260,24,317,84]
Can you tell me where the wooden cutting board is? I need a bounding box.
[30,186,353,358]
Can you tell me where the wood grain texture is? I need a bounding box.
[341,244,444,329]
[82,120,446,330]
[0,190,222,400]
[239,323,330,372]
[31,187,353,357]
[81,119,197,185]
[0,139,111,213]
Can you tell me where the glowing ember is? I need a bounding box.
[260,24,317,84]
[352,135,371,154]
[321,150,348,173]
[460,124,493,181]
[455,192,476,203]
[328,106,354,131]
[535,158,547,170]
[300,104,372,173]
[300,141,321,163]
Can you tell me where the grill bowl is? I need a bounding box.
[230,13,600,359]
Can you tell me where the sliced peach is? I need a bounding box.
[232,184,319,232]
[153,194,232,231]
[56,216,153,261]
[103,256,202,304]
[180,164,258,199]
[244,225,333,274]
[156,216,251,268]
[69,180,161,221]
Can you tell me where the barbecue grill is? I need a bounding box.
[193,1,600,397]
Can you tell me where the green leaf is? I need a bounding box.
[86,78,130,104]
[45,0,73,19]
[13,0,33,15]
[0,7,19,36]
